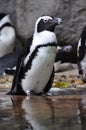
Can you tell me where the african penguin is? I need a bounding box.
[55,45,77,64]
[7,16,62,95]
[0,13,16,57]
[55,45,77,71]
[77,25,86,82]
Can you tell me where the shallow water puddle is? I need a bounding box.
[0,94,86,130]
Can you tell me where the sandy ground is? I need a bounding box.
[0,63,86,91]
[54,68,86,89]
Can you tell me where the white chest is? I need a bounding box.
[0,27,15,57]
[21,46,57,94]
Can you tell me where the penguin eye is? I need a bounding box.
[43,19,48,23]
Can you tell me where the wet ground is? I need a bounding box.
[0,70,86,130]
[0,93,86,130]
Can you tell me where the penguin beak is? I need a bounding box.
[52,17,62,25]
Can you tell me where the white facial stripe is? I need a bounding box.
[0,15,11,28]
[36,16,52,25]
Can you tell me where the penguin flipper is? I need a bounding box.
[43,67,54,93]
[6,55,24,95]
[6,84,26,95]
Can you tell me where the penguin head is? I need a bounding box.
[34,16,62,33]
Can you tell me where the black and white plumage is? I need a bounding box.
[77,25,86,82]
[55,45,77,64]
[54,45,77,71]
[0,13,16,57]
[7,16,62,95]
[55,25,86,82]
[0,50,21,75]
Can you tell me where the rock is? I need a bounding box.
[56,0,86,45]
[54,63,77,72]
[16,0,86,45]
[0,0,86,46]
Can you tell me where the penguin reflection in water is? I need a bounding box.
[7,16,62,95]
[0,13,16,57]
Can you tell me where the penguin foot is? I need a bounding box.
[32,91,48,96]
[6,90,26,96]
[26,90,45,96]
[26,91,42,96]
[6,91,11,95]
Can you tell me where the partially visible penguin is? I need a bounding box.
[55,45,77,72]
[7,15,62,95]
[77,25,86,82]
[0,13,16,57]
[0,50,21,75]
[55,45,77,64]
